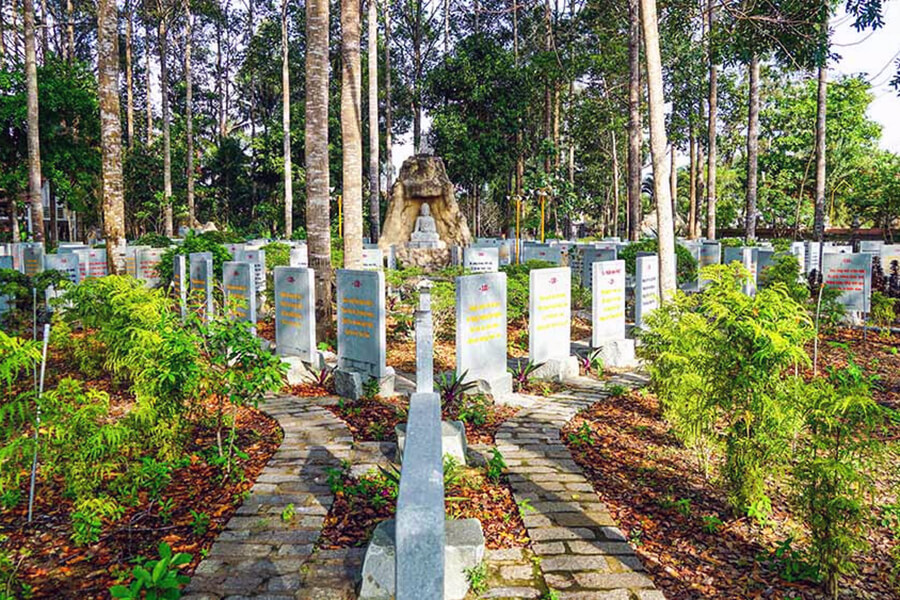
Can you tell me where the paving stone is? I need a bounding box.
[573,571,656,589]
[531,542,566,555]
[478,587,542,598]
[540,555,611,572]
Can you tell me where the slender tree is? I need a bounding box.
[383,0,393,187]
[145,19,153,142]
[641,0,675,297]
[158,5,173,235]
[627,0,641,241]
[66,0,73,62]
[24,0,45,242]
[814,63,826,255]
[98,0,126,271]
[688,128,698,238]
[706,0,717,239]
[126,0,135,149]
[281,0,292,236]
[367,0,380,242]
[184,0,195,226]
[341,0,363,267]
[0,0,6,63]
[306,0,333,339]
[745,53,760,241]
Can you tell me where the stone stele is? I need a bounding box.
[379,155,473,257]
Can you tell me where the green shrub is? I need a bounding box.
[0,331,41,501]
[795,362,884,597]
[157,232,233,285]
[639,263,814,512]
[134,233,172,248]
[501,260,555,322]
[759,253,809,304]
[262,242,291,271]
[870,291,896,328]
[109,542,192,599]
[618,239,697,285]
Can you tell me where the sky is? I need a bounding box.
[831,2,900,153]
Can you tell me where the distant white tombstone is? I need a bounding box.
[822,253,871,313]
[361,248,383,270]
[289,245,309,267]
[464,247,499,273]
[527,267,577,379]
[455,272,512,397]
[138,248,166,286]
[522,243,562,265]
[634,255,659,330]
[223,261,257,328]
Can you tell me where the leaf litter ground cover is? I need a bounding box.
[563,331,900,600]
[0,394,281,599]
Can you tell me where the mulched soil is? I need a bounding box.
[326,394,518,445]
[814,327,900,410]
[256,317,276,343]
[1,397,282,599]
[318,466,529,550]
[563,331,900,599]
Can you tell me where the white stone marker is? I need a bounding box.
[881,245,900,274]
[455,272,512,398]
[581,247,617,289]
[335,269,394,399]
[173,255,188,317]
[43,253,80,283]
[528,267,578,380]
[86,248,108,278]
[289,245,309,267]
[634,254,660,331]
[591,259,635,367]
[522,243,562,265]
[223,261,257,327]
[274,266,324,382]
[236,248,266,296]
[790,242,806,274]
[188,253,214,321]
[361,248,383,270]
[22,243,44,276]
[464,247,499,273]
[742,248,757,296]
[138,248,165,286]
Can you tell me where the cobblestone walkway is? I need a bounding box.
[184,394,354,600]
[496,374,665,600]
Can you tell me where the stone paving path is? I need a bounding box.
[185,373,663,599]
[495,373,665,600]
[183,394,354,600]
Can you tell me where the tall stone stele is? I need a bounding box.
[379,155,472,269]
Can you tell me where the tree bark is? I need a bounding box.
[543,0,552,174]
[367,0,380,242]
[306,0,333,340]
[669,144,677,223]
[216,14,225,137]
[185,0,195,226]
[627,0,641,241]
[0,0,6,64]
[145,20,153,143]
[384,0,393,187]
[281,0,292,236]
[705,0,717,239]
[98,0,125,272]
[611,130,620,237]
[641,0,675,298]
[814,63,827,249]
[745,53,759,241]
[341,0,363,267]
[125,0,135,150]
[24,0,44,242]
[688,128,697,239]
[159,14,173,236]
[66,0,73,62]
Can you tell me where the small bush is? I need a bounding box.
[157,232,233,285]
[618,239,697,285]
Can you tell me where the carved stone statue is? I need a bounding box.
[408,203,441,248]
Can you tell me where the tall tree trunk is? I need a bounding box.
[0,0,6,64]
[24,0,44,242]
[627,0,641,241]
[442,0,448,53]
[688,128,697,239]
[367,0,380,242]
[11,197,20,241]
[745,53,759,242]
[125,0,135,149]
[669,144,677,223]
[553,86,560,172]
[281,0,292,237]
[543,0,552,174]
[247,0,256,204]
[705,0,717,239]
[216,16,225,136]
[145,20,153,143]
[383,0,393,187]
[412,0,422,152]
[814,63,827,252]
[513,0,523,198]
[159,15,173,236]
[341,0,362,266]
[98,0,125,272]
[65,0,73,62]
[641,0,675,298]
[611,130,620,237]
[39,0,46,59]
[306,0,332,339]
[184,0,195,226]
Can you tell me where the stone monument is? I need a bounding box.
[379,155,472,269]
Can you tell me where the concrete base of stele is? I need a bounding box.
[396,420,468,464]
[531,355,580,382]
[593,338,638,369]
[334,367,396,401]
[466,372,513,403]
[358,518,486,600]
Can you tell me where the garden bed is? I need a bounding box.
[563,380,900,599]
[325,393,518,445]
[0,400,281,599]
[318,456,529,550]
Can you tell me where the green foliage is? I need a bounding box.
[486,448,506,483]
[870,291,897,328]
[109,542,192,599]
[189,510,210,536]
[769,537,821,584]
[134,233,173,248]
[157,232,234,285]
[262,242,291,271]
[71,497,124,545]
[509,360,544,393]
[759,254,809,304]
[501,261,555,322]
[456,394,490,426]
[464,561,489,595]
[281,503,295,523]
[437,370,478,411]
[793,362,884,596]
[618,239,698,285]
[579,348,604,376]
[639,263,814,512]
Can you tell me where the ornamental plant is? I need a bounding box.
[639,263,814,513]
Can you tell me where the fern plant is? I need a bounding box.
[109,542,192,599]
